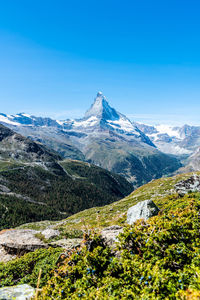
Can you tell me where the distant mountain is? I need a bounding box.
[0,92,181,186]
[175,146,200,174]
[0,124,133,229]
[137,123,200,156]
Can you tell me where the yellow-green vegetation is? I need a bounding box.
[0,161,20,170]
[39,193,200,299]
[0,247,62,288]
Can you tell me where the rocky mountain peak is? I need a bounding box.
[84,92,120,121]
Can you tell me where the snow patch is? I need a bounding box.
[73,116,98,128]
[0,115,20,126]
[155,125,181,139]
[56,120,65,125]
[107,118,140,135]
[21,113,31,118]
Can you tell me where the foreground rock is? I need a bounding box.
[174,174,200,196]
[127,200,160,225]
[0,229,48,262]
[0,284,35,300]
[101,226,123,247]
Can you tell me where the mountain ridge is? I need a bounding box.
[0,92,181,186]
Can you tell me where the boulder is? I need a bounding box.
[0,284,35,300]
[101,225,123,247]
[127,200,160,225]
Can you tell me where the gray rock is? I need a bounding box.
[127,200,160,225]
[101,225,123,247]
[41,228,60,240]
[0,229,47,255]
[0,284,35,300]
[50,238,82,249]
[174,174,200,196]
[0,246,17,263]
[0,184,10,193]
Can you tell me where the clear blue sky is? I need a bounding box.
[0,0,200,125]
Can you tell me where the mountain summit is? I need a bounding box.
[85,92,119,120]
[75,92,151,142]
[0,92,181,186]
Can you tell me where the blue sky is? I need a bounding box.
[0,0,200,125]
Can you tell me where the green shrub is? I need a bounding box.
[39,195,200,299]
[0,247,62,288]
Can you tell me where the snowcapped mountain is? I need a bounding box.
[59,92,154,147]
[136,123,200,156]
[0,92,181,186]
[0,113,59,127]
[0,93,153,146]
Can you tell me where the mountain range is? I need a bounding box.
[0,92,181,187]
[0,123,133,229]
[137,123,200,155]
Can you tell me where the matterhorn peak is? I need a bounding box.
[84,92,120,120]
[97,91,103,96]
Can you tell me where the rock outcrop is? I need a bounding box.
[127,200,160,225]
[101,225,123,247]
[174,174,200,196]
[0,229,48,262]
[50,238,82,249]
[41,228,60,240]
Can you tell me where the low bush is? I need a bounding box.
[39,195,200,299]
[0,247,62,288]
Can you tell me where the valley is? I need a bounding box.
[0,93,200,299]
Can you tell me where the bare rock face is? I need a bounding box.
[50,238,82,250]
[127,200,160,225]
[0,284,35,300]
[41,228,60,240]
[101,225,123,247]
[174,174,200,196]
[0,229,48,261]
[0,246,17,263]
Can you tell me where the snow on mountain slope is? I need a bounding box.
[0,114,20,126]
[136,123,195,155]
[153,125,181,140]
[84,91,119,120]
[0,93,199,158]
[72,116,99,128]
[57,92,152,145]
[0,92,182,186]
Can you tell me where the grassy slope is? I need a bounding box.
[19,171,200,236]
